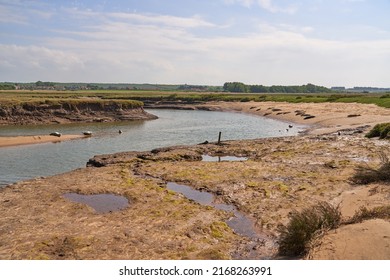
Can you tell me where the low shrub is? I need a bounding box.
[365,123,390,139]
[352,153,390,184]
[277,202,341,257]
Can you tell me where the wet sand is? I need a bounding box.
[0,134,87,147]
[199,101,390,135]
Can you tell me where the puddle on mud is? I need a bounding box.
[63,193,129,214]
[202,155,248,162]
[167,182,276,260]
[167,182,213,205]
[167,183,258,239]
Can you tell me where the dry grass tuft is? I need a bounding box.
[277,202,341,257]
[352,153,390,184]
[345,205,390,224]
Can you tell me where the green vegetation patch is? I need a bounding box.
[3,88,390,108]
[365,123,390,139]
[0,98,144,109]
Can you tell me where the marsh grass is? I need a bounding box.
[278,200,390,258]
[345,205,390,224]
[0,98,144,109]
[352,153,390,184]
[365,123,390,139]
[277,202,341,257]
[2,90,390,107]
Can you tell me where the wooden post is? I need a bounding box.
[217,131,222,145]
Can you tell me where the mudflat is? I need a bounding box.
[0,101,389,259]
[0,134,87,147]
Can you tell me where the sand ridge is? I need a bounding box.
[0,134,87,147]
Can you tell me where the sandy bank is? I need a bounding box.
[0,134,87,147]
[198,101,390,135]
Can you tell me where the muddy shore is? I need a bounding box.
[0,101,157,126]
[0,101,157,147]
[0,101,389,259]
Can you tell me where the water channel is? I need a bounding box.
[167,182,259,239]
[0,109,304,187]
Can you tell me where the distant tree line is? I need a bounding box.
[223,82,332,93]
[178,84,208,91]
[35,81,56,87]
[0,83,16,90]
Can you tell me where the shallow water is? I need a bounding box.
[166,182,259,239]
[63,193,129,213]
[0,109,304,186]
[202,155,248,162]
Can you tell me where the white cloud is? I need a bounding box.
[0,4,27,24]
[224,0,298,14]
[1,7,389,87]
[223,0,255,8]
[0,44,85,81]
[0,1,55,24]
[108,13,216,29]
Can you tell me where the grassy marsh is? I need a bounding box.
[2,90,390,108]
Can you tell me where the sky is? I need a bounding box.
[0,0,389,87]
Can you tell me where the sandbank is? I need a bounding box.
[200,101,390,135]
[0,134,87,148]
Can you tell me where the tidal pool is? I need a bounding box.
[63,193,129,214]
[166,182,259,239]
[202,155,248,162]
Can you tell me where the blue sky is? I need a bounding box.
[0,0,389,87]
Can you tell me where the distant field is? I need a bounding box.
[1,90,390,108]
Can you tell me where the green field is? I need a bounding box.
[1,90,390,108]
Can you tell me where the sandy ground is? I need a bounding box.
[0,134,87,147]
[199,101,390,135]
[308,219,390,260]
[306,184,390,260]
[0,101,390,260]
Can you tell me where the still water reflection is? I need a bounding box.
[166,182,259,239]
[63,193,129,214]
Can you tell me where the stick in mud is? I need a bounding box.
[218,131,222,145]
